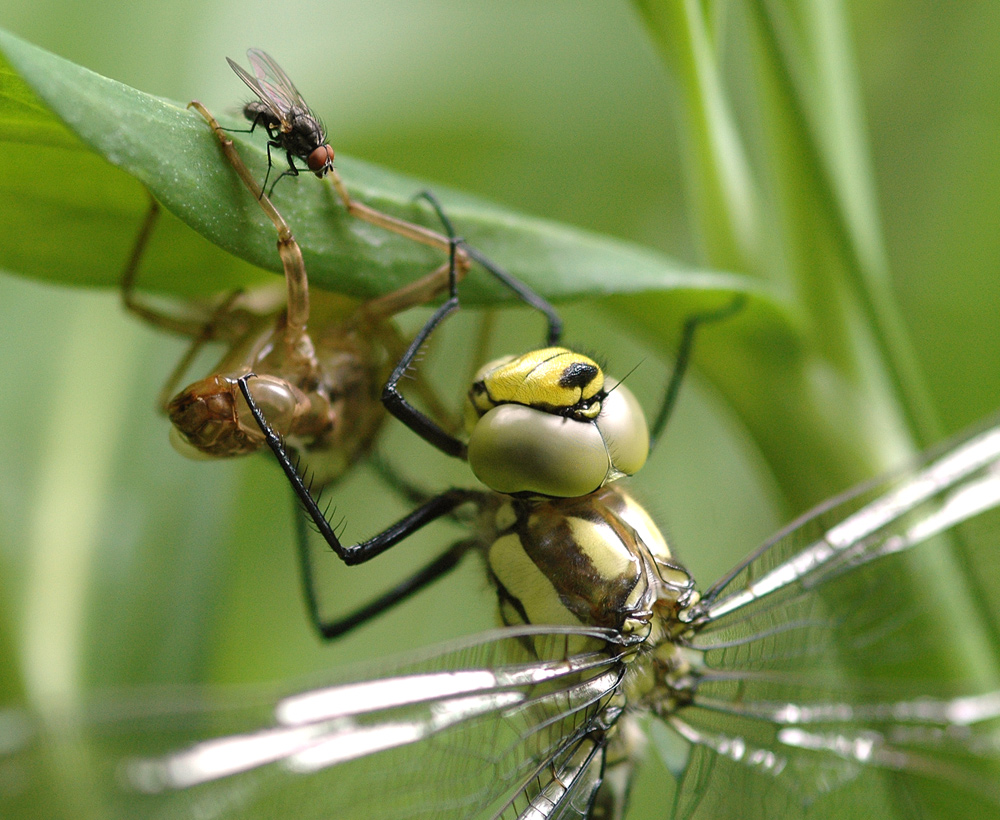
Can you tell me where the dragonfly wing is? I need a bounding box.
[665,421,1000,819]
[532,735,608,820]
[668,739,908,820]
[1,627,628,820]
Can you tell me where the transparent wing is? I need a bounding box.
[227,57,286,125]
[668,420,1000,820]
[228,48,312,127]
[1,626,628,820]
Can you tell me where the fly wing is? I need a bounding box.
[245,48,311,119]
[227,55,288,126]
[665,419,1000,820]
[1,626,628,820]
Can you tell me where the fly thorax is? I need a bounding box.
[464,348,649,497]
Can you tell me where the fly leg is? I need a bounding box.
[263,146,302,198]
[189,101,311,358]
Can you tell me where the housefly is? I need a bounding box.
[227,48,334,196]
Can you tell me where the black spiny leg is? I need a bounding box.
[378,193,567,458]
[292,502,478,640]
[239,376,477,562]
[379,232,468,458]
[460,243,562,346]
[237,375,480,640]
[414,190,563,346]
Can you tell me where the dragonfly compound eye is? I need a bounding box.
[468,404,609,496]
[466,349,649,497]
[594,380,649,477]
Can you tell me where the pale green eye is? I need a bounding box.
[467,381,648,497]
[468,405,610,496]
[596,380,649,479]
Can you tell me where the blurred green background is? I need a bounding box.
[1,1,999,817]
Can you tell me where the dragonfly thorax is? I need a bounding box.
[486,484,690,643]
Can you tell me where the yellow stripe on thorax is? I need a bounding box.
[616,494,671,563]
[563,516,637,584]
[488,533,583,628]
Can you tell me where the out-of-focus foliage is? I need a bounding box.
[1,2,998,818]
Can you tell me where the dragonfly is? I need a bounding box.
[10,87,997,818]
[40,199,986,818]
[3,350,1000,819]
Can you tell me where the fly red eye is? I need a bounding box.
[307,145,334,175]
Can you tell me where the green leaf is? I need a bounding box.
[0,27,751,310]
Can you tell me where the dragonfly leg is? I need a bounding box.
[293,497,477,640]
[239,372,480,564]
[648,295,747,451]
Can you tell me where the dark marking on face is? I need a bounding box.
[558,361,600,392]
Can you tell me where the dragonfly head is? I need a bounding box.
[464,347,649,497]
